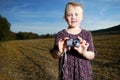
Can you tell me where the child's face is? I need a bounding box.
[65,5,83,28]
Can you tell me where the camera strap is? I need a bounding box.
[62,48,68,80]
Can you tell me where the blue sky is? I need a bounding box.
[0,0,120,35]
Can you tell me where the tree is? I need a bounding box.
[0,15,11,41]
[16,32,39,40]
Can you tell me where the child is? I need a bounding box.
[51,1,96,80]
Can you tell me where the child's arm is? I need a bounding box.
[81,51,95,60]
[50,38,66,59]
[49,48,61,59]
[74,36,95,60]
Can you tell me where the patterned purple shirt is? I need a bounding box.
[54,29,95,80]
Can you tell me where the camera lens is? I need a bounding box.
[73,39,80,47]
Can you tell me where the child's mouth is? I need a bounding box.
[71,21,77,23]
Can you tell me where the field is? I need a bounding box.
[0,34,120,80]
[92,34,120,80]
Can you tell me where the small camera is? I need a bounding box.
[66,39,80,47]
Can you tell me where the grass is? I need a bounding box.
[0,34,120,80]
[92,34,120,80]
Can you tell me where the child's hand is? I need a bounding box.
[74,36,89,55]
[58,37,69,53]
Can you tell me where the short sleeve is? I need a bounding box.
[86,31,97,55]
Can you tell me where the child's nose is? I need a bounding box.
[71,14,76,19]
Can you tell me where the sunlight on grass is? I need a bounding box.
[0,35,120,80]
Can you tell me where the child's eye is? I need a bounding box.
[67,14,72,17]
[75,13,78,16]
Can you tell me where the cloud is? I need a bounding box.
[81,0,120,31]
[98,0,120,2]
[82,14,120,31]
[11,17,66,34]
[12,10,63,19]
[7,3,64,22]
[1,0,120,34]
[10,3,30,13]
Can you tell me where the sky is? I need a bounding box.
[0,0,120,35]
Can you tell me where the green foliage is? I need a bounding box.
[16,32,39,40]
[39,33,56,38]
[0,15,41,41]
[0,15,11,41]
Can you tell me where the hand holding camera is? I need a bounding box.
[58,36,89,55]
[74,36,89,55]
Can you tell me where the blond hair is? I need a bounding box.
[64,2,83,19]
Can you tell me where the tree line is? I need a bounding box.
[0,15,55,42]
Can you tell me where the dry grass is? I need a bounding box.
[92,34,120,80]
[0,34,120,80]
[0,39,58,80]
